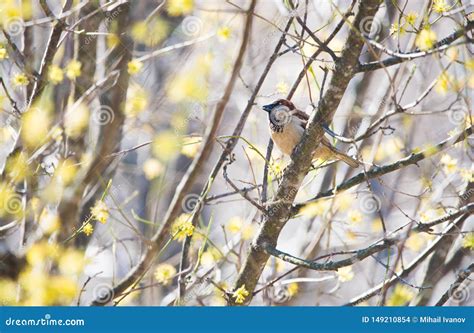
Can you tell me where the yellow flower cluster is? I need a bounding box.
[21,105,52,150]
[232,284,249,304]
[386,284,415,306]
[171,213,194,241]
[433,0,450,13]
[12,73,29,87]
[90,200,109,224]
[154,263,177,285]
[127,59,143,75]
[0,241,86,305]
[416,28,437,51]
[167,0,194,16]
[337,266,354,282]
[226,217,256,240]
[462,233,474,250]
[82,223,94,236]
[132,19,169,47]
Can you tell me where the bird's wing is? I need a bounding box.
[291,109,309,129]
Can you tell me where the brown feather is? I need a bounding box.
[267,99,359,168]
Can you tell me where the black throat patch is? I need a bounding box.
[268,114,284,133]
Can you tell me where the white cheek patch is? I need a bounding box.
[270,105,291,127]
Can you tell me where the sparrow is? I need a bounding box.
[262,99,359,168]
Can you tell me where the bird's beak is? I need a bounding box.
[262,103,276,112]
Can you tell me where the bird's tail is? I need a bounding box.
[334,151,359,168]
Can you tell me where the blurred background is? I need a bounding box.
[0,0,472,306]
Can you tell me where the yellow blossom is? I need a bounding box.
[152,131,182,161]
[390,22,406,35]
[58,248,86,276]
[127,59,143,75]
[416,28,437,51]
[12,73,29,87]
[65,60,82,79]
[232,284,249,304]
[82,223,94,236]
[348,210,363,224]
[90,200,109,224]
[25,242,58,267]
[181,137,201,158]
[167,0,194,16]
[433,0,449,13]
[131,21,148,43]
[241,224,256,240]
[0,279,17,305]
[217,26,231,42]
[64,103,90,139]
[125,84,148,117]
[387,284,415,306]
[200,249,222,268]
[275,81,289,94]
[226,217,243,233]
[143,158,164,180]
[131,19,170,46]
[5,151,29,183]
[154,263,176,285]
[287,282,299,297]
[167,72,208,103]
[21,107,51,149]
[405,11,418,26]
[371,218,383,232]
[300,201,329,218]
[55,159,78,186]
[337,266,354,282]
[48,65,64,85]
[200,251,216,268]
[466,59,474,71]
[107,33,119,49]
[462,233,474,250]
[0,46,7,60]
[446,48,458,62]
[406,232,428,252]
[345,230,358,241]
[38,209,60,235]
[335,192,354,211]
[440,154,457,174]
[435,72,453,94]
[171,213,194,241]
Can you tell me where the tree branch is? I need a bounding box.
[228,0,383,305]
[263,238,397,271]
[293,125,473,215]
[357,20,474,72]
[90,0,257,305]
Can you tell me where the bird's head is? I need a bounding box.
[262,99,295,130]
